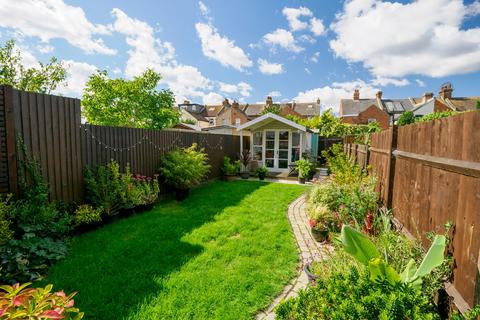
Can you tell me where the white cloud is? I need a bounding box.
[371,77,410,87]
[218,81,252,97]
[304,67,311,74]
[282,7,313,31]
[36,44,54,54]
[258,58,284,75]
[112,8,212,102]
[299,34,316,44]
[198,1,209,17]
[195,22,252,71]
[294,80,380,113]
[0,0,115,55]
[466,1,480,16]
[310,18,326,36]
[415,79,426,87]
[203,92,223,105]
[268,91,281,97]
[330,0,480,78]
[263,28,304,53]
[310,51,320,63]
[56,60,97,97]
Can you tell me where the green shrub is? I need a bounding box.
[159,143,211,189]
[222,156,240,176]
[84,161,124,215]
[307,204,337,232]
[417,110,458,123]
[0,195,13,246]
[295,158,311,179]
[0,282,83,319]
[322,143,363,185]
[276,267,440,319]
[255,166,268,178]
[74,204,102,226]
[132,175,160,205]
[397,110,416,126]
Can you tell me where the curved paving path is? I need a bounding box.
[256,194,330,320]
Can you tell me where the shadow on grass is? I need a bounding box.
[43,180,264,320]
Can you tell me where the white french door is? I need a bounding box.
[264,130,290,171]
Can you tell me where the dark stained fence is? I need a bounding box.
[346,112,480,310]
[0,85,248,203]
[81,125,243,180]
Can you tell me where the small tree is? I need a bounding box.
[261,104,281,115]
[0,40,66,93]
[476,100,480,110]
[397,111,416,126]
[82,69,179,129]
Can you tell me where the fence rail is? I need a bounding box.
[344,112,480,311]
[0,85,247,202]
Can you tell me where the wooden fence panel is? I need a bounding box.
[392,112,480,307]
[369,128,393,205]
[0,86,8,194]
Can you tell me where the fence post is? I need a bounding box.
[386,125,398,208]
[3,85,18,196]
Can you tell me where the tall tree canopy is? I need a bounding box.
[0,40,66,93]
[82,69,179,129]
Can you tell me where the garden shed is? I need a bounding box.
[237,113,314,173]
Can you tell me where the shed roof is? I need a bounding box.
[236,113,307,132]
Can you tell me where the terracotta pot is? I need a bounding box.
[298,177,306,184]
[240,172,250,179]
[225,174,237,181]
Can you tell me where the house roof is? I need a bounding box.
[201,124,235,131]
[237,113,307,132]
[340,98,415,116]
[443,97,480,111]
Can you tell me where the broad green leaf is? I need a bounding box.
[400,259,417,283]
[368,258,400,285]
[340,225,380,265]
[413,235,446,280]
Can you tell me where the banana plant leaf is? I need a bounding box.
[340,225,380,265]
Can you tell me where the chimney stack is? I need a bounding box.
[266,96,273,106]
[353,89,360,100]
[316,98,320,105]
[439,83,453,99]
[222,98,230,107]
[183,100,191,104]
[376,91,383,100]
[232,100,239,109]
[423,92,433,103]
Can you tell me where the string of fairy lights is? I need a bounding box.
[79,124,224,152]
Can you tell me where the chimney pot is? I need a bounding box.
[183,100,191,104]
[423,92,433,102]
[353,89,360,100]
[266,96,273,106]
[222,98,230,106]
[439,84,453,99]
[376,91,383,99]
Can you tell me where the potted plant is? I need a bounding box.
[256,166,268,180]
[238,150,251,179]
[222,156,241,181]
[296,158,311,184]
[159,143,211,201]
[307,204,333,242]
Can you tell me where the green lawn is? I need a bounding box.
[45,180,306,319]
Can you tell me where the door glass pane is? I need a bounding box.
[265,150,274,158]
[279,140,289,149]
[279,150,288,159]
[278,160,288,169]
[265,159,274,168]
[266,140,275,149]
[279,130,289,140]
[253,132,262,145]
[291,147,300,162]
[253,146,262,160]
[292,132,300,147]
[266,131,275,140]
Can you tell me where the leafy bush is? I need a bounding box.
[276,267,440,319]
[307,204,337,232]
[132,174,160,205]
[295,158,311,179]
[255,166,268,178]
[397,110,416,126]
[417,110,458,123]
[159,143,211,190]
[322,143,363,185]
[0,282,83,319]
[84,161,124,215]
[74,205,102,226]
[0,196,13,246]
[222,156,241,176]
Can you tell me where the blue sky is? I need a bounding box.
[0,0,479,112]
